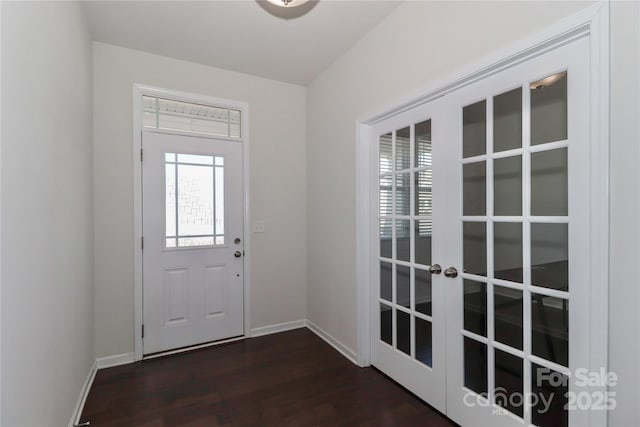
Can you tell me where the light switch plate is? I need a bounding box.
[253,220,265,233]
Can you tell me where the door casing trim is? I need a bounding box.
[355,3,609,426]
[132,84,251,361]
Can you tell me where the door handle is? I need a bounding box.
[429,264,442,275]
[234,251,242,258]
[444,267,458,278]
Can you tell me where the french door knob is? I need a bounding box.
[234,251,242,258]
[444,267,458,278]
[429,264,442,275]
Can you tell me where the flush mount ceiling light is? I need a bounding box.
[258,0,317,19]
[265,0,311,7]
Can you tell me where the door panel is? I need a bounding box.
[446,37,590,427]
[371,108,447,413]
[143,131,244,355]
[205,265,226,316]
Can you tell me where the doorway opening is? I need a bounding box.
[356,5,609,427]
[133,85,251,360]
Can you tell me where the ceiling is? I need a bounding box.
[82,0,402,85]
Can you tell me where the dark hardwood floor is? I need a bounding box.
[81,328,456,426]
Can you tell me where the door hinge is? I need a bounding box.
[142,324,145,339]
[140,148,143,162]
[141,236,144,250]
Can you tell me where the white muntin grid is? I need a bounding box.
[377,120,434,366]
[459,77,570,425]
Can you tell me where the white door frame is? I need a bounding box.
[132,84,251,361]
[356,2,609,425]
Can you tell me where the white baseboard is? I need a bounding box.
[251,319,360,366]
[305,319,358,365]
[68,360,97,427]
[143,336,245,360]
[93,320,356,371]
[96,352,135,369]
[249,319,307,337]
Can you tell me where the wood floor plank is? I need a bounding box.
[81,328,456,426]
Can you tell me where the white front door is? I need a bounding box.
[371,35,591,427]
[142,131,244,355]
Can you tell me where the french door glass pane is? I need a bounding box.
[531,294,569,366]
[495,349,524,417]
[415,317,432,367]
[415,120,432,168]
[396,265,411,309]
[396,220,411,262]
[379,133,393,173]
[463,100,487,158]
[531,223,568,291]
[415,220,432,266]
[380,219,392,259]
[463,222,487,276]
[531,363,569,427]
[415,170,432,216]
[396,127,411,171]
[380,303,392,346]
[415,268,432,316]
[380,262,392,302]
[397,310,411,355]
[463,162,486,216]
[494,155,522,216]
[531,148,568,216]
[396,173,411,216]
[531,72,567,146]
[464,280,487,337]
[379,175,392,217]
[464,337,488,394]
[494,286,523,350]
[494,87,522,152]
[494,222,523,283]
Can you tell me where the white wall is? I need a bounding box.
[608,1,640,425]
[0,1,4,422]
[93,43,307,358]
[1,1,95,425]
[306,0,594,360]
[306,1,639,425]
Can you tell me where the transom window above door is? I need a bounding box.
[143,95,242,138]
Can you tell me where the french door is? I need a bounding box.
[142,131,244,355]
[371,36,591,426]
[371,101,448,412]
